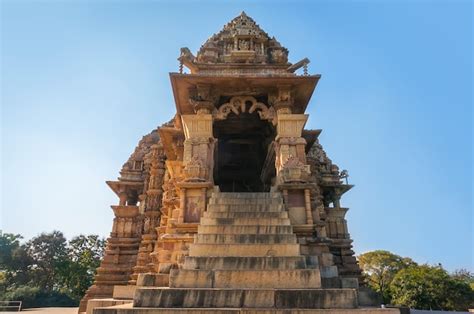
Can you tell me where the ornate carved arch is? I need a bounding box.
[213,96,276,124]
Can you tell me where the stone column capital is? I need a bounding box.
[276,114,308,138]
[181,114,213,140]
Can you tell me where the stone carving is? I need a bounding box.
[189,98,215,114]
[214,96,276,123]
[269,85,294,113]
[179,47,195,63]
[183,156,208,182]
[238,39,250,50]
[194,11,288,65]
[281,155,311,183]
[271,48,288,63]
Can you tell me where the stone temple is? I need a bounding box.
[80,12,398,314]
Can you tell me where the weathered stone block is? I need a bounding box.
[200,217,291,226]
[305,255,319,268]
[113,285,136,299]
[274,289,358,309]
[169,269,214,288]
[189,243,300,257]
[171,269,321,289]
[341,277,359,288]
[213,269,321,289]
[197,225,293,234]
[86,298,131,314]
[209,197,282,204]
[320,266,338,278]
[194,234,297,244]
[216,192,281,199]
[137,273,170,287]
[207,204,284,212]
[183,256,307,270]
[203,211,288,219]
[94,306,404,314]
[319,253,335,266]
[133,288,275,308]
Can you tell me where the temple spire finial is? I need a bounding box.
[193,11,289,66]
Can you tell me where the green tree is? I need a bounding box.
[390,264,474,311]
[58,235,106,300]
[25,231,68,291]
[0,233,22,268]
[0,233,32,291]
[358,250,416,303]
[451,268,474,289]
[1,231,105,307]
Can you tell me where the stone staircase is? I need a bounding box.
[94,192,359,313]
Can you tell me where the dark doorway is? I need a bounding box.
[213,111,275,192]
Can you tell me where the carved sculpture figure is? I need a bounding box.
[239,39,250,50]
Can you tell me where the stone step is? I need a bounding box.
[94,307,402,314]
[214,192,281,199]
[86,298,131,314]
[137,273,170,287]
[203,211,288,219]
[189,243,300,257]
[183,256,308,270]
[194,234,297,244]
[169,269,321,289]
[199,217,291,226]
[209,198,282,205]
[132,287,358,309]
[198,225,294,235]
[207,204,284,212]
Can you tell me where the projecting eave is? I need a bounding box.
[302,129,322,152]
[106,180,143,197]
[169,73,320,115]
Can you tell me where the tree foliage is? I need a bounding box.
[0,233,31,291]
[59,235,106,300]
[358,250,474,311]
[390,264,474,311]
[358,250,415,302]
[25,231,68,291]
[0,231,105,308]
[451,268,474,290]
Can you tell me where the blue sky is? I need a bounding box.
[1,0,472,271]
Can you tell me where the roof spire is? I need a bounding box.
[191,12,288,65]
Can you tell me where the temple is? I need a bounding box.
[80,12,395,314]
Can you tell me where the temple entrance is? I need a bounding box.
[213,109,276,192]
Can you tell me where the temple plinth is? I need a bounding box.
[81,11,395,314]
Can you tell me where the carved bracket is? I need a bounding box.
[213,96,276,124]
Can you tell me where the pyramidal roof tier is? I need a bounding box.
[178,12,310,76]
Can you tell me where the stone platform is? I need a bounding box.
[94,303,402,314]
[92,193,368,314]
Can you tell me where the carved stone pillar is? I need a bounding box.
[275,113,312,213]
[149,160,183,276]
[182,114,214,169]
[325,207,349,240]
[129,144,165,284]
[275,113,330,269]
[275,114,309,175]
[179,114,215,224]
